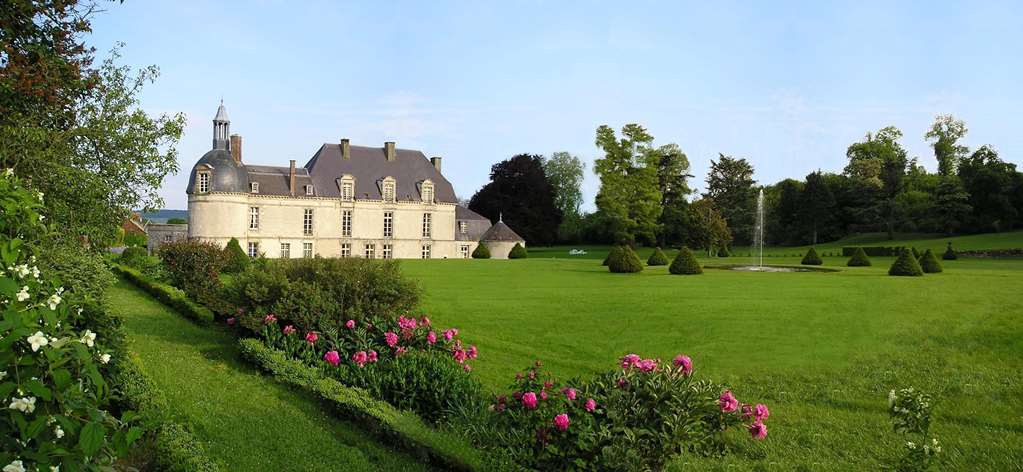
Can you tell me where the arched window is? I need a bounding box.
[420,180,434,204]
[381,177,396,202]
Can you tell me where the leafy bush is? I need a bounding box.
[717,246,731,257]
[472,243,491,259]
[647,247,669,266]
[123,232,147,248]
[842,246,904,257]
[847,247,872,267]
[507,243,527,259]
[911,247,921,259]
[112,264,214,324]
[889,248,924,276]
[888,387,942,471]
[371,352,487,424]
[918,249,943,273]
[157,240,226,308]
[801,247,823,265]
[669,246,703,275]
[165,217,187,225]
[221,237,249,273]
[37,240,116,302]
[942,242,957,261]
[601,250,611,266]
[119,246,149,266]
[607,245,643,273]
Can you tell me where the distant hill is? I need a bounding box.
[139,209,187,224]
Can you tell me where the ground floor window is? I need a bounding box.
[247,241,259,258]
[340,243,351,258]
[421,244,431,259]
[364,243,376,259]
[303,242,313,258]
[382,244,392,259]
[460,244,470,259]
[280,242,290,258]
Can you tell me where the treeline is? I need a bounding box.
[468,115,1023,249]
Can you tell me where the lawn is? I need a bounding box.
[107,280,432,471]
[400,233,1023,470]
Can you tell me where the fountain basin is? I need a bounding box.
[704,264,840,273]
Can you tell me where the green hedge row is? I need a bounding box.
[237,338,487,472]
[112,264,214,324]
[113,354,222,472]
[842,246,904,257]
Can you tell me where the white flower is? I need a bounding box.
[888,389,896,406]
[906,441,916,450]
[99,353,111,364]
[16,286,29,302]
[12,264,30,278]
[38,215,45,222]
[8,396,36,414]
[3,460,25,472]
[3,168,13,177]
[50,467,59,472]
[79,330,96,348]
[31,266,39,279]
[0,371,6,380]
[27,331,48,352]
[47,292,62,310]
[36,191,44,202]
[54,425,65,439]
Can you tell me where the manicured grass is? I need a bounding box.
[400,241,1023,469]
[107,280,432,472]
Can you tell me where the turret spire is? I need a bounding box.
[212,101,231,150]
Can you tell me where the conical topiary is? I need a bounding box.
[647,247,669,266]
[918,249,943,273]
[801,247,823,265]
[472,243,491,259]
[223,237,250,273]
[508,242,527,259]
[601,248,613,266]
[911,247,921,259]
[669,246,702,275]
[942,242,957,261]
[888,248,924,276]
[846,247,872,267]
[608,245,643,273]
[717,246,731,257]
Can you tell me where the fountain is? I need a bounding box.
[753,188,764,270]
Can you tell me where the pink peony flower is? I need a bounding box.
[443,328,458,341]
[584,398,597,412]
[263,314,277,324]
[368,350,378,363]
[719,390,739,413]
[621,353,641,370]
[427,331,437,344]
[755,404,770,421]
[385,331,399,347]
[495,402,506,412]
[453,349,468,364]
[398,315,418,331]
[323,350,340,366]
[540,389,549,400]
[345,319,356,329]
[553,413,570,431]
[226,317,236,326]
[420,316,431,326]
[463,364,472,372]
[522,391,538,409]
[673,354,693,376]
[305,331,319,344]
[563,387,578,401]
[741,404,754,419]
[543,380,554,390]
[512,391,523,400]
[282,325,296,335]
[639,358,658,372]
[749,420,767,440]
[467,345,478,359]
[395,346,407,356]
[617,378,628,389]
[352,351,368,367]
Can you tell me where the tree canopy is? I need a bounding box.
[704,154,756,245]
[469,154,562,245]
[593,124,662,245]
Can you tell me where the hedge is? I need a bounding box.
[647,247,669,266]
[112,264,215,324]
[801,247,823,265]
[507,243,527,259]
[841,246,904,257]
[471,243,491,259]
[113,354,222,472]
[888,248,924,276]
[846,247,872,267]
[919,249,943,273]
[237,338,486,472]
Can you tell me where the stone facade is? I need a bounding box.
[146,223,189,255]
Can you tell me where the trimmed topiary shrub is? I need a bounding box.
[608,245,643,273]
[717,246,731,257]
[158,240,227,307]
[647,247,669,266]
[911,247,921,259]
[508,242,527,259]
[669,246,702,275]
[120,246,149,266]
[472,242,491,259]
[888,248,924,276]
[801,247,823,265]
[222,237,250,273]
[847,247,872,267]
[942,242,958,260]
[919,249,943,273]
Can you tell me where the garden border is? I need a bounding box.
[111,264,214,324]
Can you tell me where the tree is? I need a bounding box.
[593,124,662,245]
[704,154,756,245]
[223,237,250,273]
[469,154,562,245]
[845,126,908,239]
[958,145,1018,232]
[932,176,971,235]
[544,152,586,243]
[768,179,804,245]
[800,171,835,245]
[166,217,187,224]
[653,143,693,247]
[925,114,969,176]
[685,198,731,256]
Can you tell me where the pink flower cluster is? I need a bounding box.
[282,325,296,336]
[351,350,379,368]
[621,353,658,372]
[721,390,770,440]
[263,314,277,324]
[451,340,478,365]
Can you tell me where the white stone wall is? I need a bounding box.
[147,223,189,255]
[485,241,523,260]
[188,192,476,259]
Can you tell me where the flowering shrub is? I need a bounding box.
[157,240,227,309]
[888,387,941,471]
[478,353,770,470]
[0,173,140,470]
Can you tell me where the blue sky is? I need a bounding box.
[90,1,1023,211]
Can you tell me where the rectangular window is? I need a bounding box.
[247,242,259,258]
[303,208,314,236]
[163,234,173,243]
[421,184,433,203]
[197,172,210,193]
[364,243,375,259]
[250,182,259,193]
[280,243,290,259]
[340,243,351,258]
[421,244,431,259]
[458,221,467,235]
[341,210,352,237]
[303,242,313,258]
[341,181,354,201]
[382,244,393,259]
[249,207,260,230]
[460,244,470,259]
[383,211,393,237]
[383,182,395,202]
[422,213,432,238]
[304,184,314,196]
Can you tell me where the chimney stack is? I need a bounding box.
[289,160,297,196]
[384,141,396,162]
[430,157,442,172]
[230,134,242,163]
[340,138,351,160]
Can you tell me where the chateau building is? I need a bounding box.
[186,102,524,259]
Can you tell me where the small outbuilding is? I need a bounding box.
[479,214,525,259]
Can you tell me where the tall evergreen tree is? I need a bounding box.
[652,143,693,246]
[704,154,756,245]
[593,124,662,245]
[932,175,972,235]
[469,154,562,245]
[799,171,836,245]
[958,145,1018,232]
[685,198,731,256]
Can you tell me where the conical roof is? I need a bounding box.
[214,101,229,122]
[480,219,524,242]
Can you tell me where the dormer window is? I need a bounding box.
[304,184,314,196]
[339,176,355,201]
[250,182,259,194]
[459,221,468,234]
[381,177,396,202]
[196,171,211,193]
[420,180,434,204]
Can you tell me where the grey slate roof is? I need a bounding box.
[186,149,249,194]
[304,144,457,203]
[455,206,489,221]
[480,220,524,242]
[246,165,315,196]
